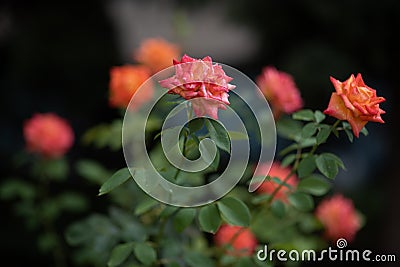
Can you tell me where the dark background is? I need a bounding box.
[0,0,398,266]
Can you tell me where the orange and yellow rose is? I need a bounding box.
[324,73,385,137]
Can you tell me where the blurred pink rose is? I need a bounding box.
[159,54,235,119]
[255,161,298,203]
[23,113,74,158]
[315,194,361,242]
[214,224,258,257]
[256,66,303,118]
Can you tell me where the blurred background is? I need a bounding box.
[0,0,398,266]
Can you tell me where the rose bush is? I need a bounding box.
[2,37,387,267]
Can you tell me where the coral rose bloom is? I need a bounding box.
[256,66,303,118]
[324,74,385,137]
[134,37,180,74]
[159,54,235,119]
[23,113,74,158]
[256,162,298,202]
[109,65,152,109]
[315,194,361,242]
[214,224,257,257]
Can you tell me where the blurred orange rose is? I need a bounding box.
[23,113,74,158]
[109,65,152,109]
[256,66,303,119]
[324,74,385,137]
[256,162,298,203]
[134,37,180,74]
[214,224,257,257]
[315,194,361,242]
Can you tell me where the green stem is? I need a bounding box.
[268,119,341,205]
[39,176,67,267]
[266,147,302,207]
[309,119,341,156]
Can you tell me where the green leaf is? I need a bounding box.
[228,131,248,140]
[297,156,317,178]
[316,125,331,145]
[360,126,369,136]
[343,127,354,143]
[276,118,302,140]
[279,143,298,156]
[98,168,131,196]
[39,158,69,181]
[299,137,317,148]
[184,251,215,267]
[75,159,111,184]
[205,119,230,153]
[314,110,326,123]
[133,242,157,266]
[315,153,345,179]
[288,192,314,212]
[188,118,204,133]
[323,153,345,169]
[173,208,196,232]
[342,122,354,142]
[134,197,159,216]
[251,194,272,205]
[160,205,179,218]
[297,175,331,196]
[316,155,337,179]
[217,197,250,227]
[108,242,134,267]
[281,154,296,167]
[271,200,286,218]
[292,109,315,121]
[234,257,254,267]
[38,232,57,253]
[82,120,122,150]
[198,204,221,233]
[0,179,36,200]
[301,123,318,138]
[57,192,88,212]
[166,262,181,267]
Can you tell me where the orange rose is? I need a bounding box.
[134,38,180,74]
[109,65,152,109]
[214,224,257,257]
[23,113,74,158]
[315,194,361,242]
[324,74,385,137]
[256,162,298,203]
